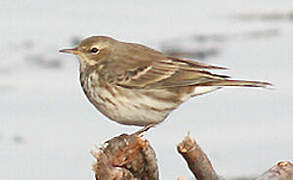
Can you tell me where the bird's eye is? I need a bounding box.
[90,47,99,54]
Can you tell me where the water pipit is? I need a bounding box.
[60,36,271,126]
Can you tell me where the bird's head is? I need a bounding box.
[59,36,117,66]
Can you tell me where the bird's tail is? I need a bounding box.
[201,80,273,89]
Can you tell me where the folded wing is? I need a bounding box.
[112,57,231,89]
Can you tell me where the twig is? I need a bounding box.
[91,129,158,180]
[91,131,292,180]
[177,134,222,180]
[256,161,293,180]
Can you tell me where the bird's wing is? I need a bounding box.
[106,57,230,89]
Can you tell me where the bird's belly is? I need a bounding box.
[84,83,178,126]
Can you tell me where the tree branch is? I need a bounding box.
[92,130,292,180]
[177,134,222,180]
[256,161,293,180]
[91,131,158,180]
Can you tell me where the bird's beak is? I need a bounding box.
[59,48,80,55]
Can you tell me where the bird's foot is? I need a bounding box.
[132,124,156,136]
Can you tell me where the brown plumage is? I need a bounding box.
[60,36,271,126]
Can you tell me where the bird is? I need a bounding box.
[59,36,271,126]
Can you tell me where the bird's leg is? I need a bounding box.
[132,124,156,136]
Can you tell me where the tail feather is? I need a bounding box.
[201,80,273,89]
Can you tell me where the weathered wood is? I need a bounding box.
[177,134,222,180]
[256,161,293,180]
[92,130,292,180]
[91,129,158,180]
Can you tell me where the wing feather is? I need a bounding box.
[113,58,230,89]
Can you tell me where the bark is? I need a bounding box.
[177,134,223,180]
[91,128,158,180]
[92,130,292,180]
[256,161,293,180]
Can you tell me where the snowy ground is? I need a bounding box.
[0,0,292,179]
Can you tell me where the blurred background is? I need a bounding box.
[1,0,292,179]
